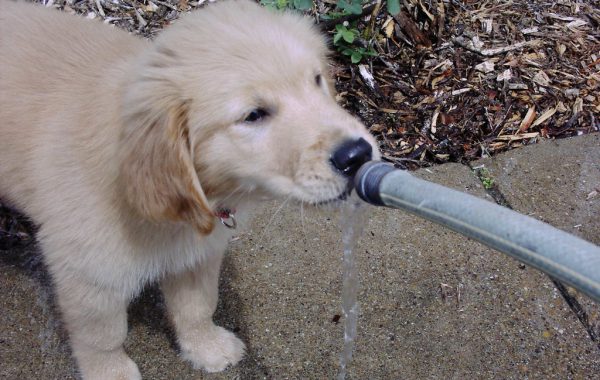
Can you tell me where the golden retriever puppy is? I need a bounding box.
[0,0,378,378]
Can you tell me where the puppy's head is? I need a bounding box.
[120,0,379,234]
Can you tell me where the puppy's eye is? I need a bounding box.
[244,108,269,123]
[315,74,322,87]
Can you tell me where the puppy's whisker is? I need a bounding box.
[300,200,306,234]
[235,188,253,204]
[219,184,244,205]
[251,195,292,252]
[230,188,253,211]
[263,195,292,233]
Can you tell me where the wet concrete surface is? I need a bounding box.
[1,134,599,379]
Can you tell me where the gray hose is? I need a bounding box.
[354,161,600,303]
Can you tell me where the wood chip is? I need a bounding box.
[453,37,542,57]
[475,61,495,73]
[531,107,556,127]
[143,1,159,13]
[556,101,568,113]
[358,64,376,92]
[134,8,147,27]
[394,11,432,47]
[518,106,536,133]
[566,19,587,30]
[497,132,540,141]
[418,0,435,22]
[521,26,539,34]
[565,88,580,98]
[544,13,579,22]
[383,16,395,38]
[572,97,583,114]
[94,0,105,17]
[497,69,513,82]
[431,107,440,134]
[451,88,471,96]
[532,70,551,87]
[482,19,493,34]
[508,83,528,90]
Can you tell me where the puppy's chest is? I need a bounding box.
[162,225,231,260]
[126,206,253,283]
[154,213,249,273]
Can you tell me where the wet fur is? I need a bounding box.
[0,0,378,378]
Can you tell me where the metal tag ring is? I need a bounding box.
[219,213,237,229]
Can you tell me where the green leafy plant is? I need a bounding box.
[387,0,400,15]
[333,23,358,44]
[333,22,377,63]
[332,0,404,63]
[329,1,381,64]
[340,44,378,64]
[261,0,402,64]
[477,168,495,190]
[260,0,312,11]
[337,0,363,15]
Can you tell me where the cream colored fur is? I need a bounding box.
[0,0,379,378]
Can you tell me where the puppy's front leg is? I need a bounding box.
[161,252,245,372]
[54,275,140,380]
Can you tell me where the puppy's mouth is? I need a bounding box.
[313,181,354,206]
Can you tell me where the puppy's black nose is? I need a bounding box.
[330,137,373,177]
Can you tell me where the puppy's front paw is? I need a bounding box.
[179,325,245,373]
[75,347,141,380]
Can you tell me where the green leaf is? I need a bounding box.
[342,29,355,43]
[351,51,363,63]
[342,48,355,56]
[363,47,378,56]
[293,0,312,10]
[338,0,362,15]
[333,32,343,44]
[387,0,401,15]
[324,11,346,19]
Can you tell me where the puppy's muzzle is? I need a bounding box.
[330,137,373,178]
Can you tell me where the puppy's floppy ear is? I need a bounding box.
[119,77,214,235]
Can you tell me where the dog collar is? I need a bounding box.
[215,207,236,229]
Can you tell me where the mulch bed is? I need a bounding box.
[1,0,599,244]
[34,0,600,169]
[329,0,599,168]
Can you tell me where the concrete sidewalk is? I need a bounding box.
[1,134,599,379]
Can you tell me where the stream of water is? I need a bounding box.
[337,195,369,380]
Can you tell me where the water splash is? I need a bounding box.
[337,195,369,380]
